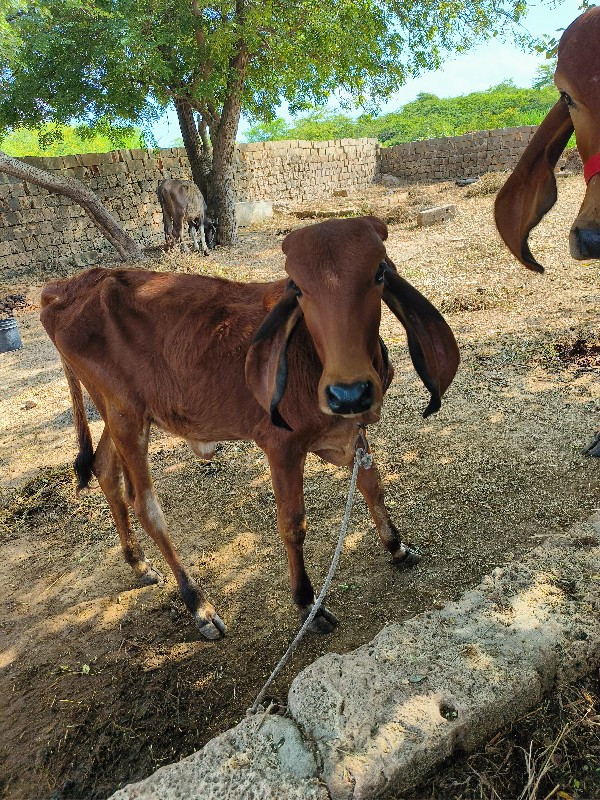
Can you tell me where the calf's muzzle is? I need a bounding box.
[325,380,374,415]
[570,224,600,259]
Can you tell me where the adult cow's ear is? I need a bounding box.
[494,100,573,272]
[245,290,303,430]
[382,260,460,417]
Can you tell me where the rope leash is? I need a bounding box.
[248,424,372,716]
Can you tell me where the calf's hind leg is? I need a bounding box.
[93,427,163,585]
[106,412,226,640]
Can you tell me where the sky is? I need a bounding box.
[150,0,585,147]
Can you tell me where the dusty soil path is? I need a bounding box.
[1,177,598,800]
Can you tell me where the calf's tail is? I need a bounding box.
[61,358,94,493]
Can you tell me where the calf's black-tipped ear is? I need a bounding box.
[494,100,573,272]
[382,259,460,416]
[245,290,303,430]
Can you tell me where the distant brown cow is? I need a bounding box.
[40,217,459,640]
[495,7,600,455]
[157,178,216,255]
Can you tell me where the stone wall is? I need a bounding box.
[235,138,380,201]
[0,138,379,278]
[380,126,539,182]
[0,125,578,278]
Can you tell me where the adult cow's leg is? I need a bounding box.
[159,199,173,251]
[356,457,421,567]
[199,221,209,256]
[106,411,226,640]
[189,222,200,253]
[265,446,338,633]
[93,427,163,585]
[172,209,186,251]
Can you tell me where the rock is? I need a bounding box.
[235,201,273,227]
[110,716,326,800]
[381,174,404,187]
[288,521,600,799]
[417,205,457,227]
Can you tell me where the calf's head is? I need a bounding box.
[245,216,459,429]
[495,7,600,269]
[204,218,218,250]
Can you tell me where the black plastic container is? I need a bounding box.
[0,318,23,353]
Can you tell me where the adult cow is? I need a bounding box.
[41,216,459,640]
[157,178,216,255]
[495,6,600,456]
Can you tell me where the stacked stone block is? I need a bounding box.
[0,147,190,277]
[380,126,539,182]
[0,126,574,278]
[0,139,379,278]
[234,138,380,201]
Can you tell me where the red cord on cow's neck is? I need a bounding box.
[583,153,600,184]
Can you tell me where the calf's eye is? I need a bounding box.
[375,262,386,284]
[560,91,574,108]
[288,280,302,297]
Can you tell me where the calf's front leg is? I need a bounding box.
[356,457,421,567]
[266,447,338,634]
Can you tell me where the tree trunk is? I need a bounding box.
[209,46,249,246]
[174,98,212,200]
[0,151,142,261]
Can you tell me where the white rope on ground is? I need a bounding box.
[248,426,372,716]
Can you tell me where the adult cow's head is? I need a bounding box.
[245,216,459,429]
[494,7,600,270]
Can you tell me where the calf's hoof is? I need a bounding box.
[582,432,600,457]
[393,543,421,569]
[134,560,164,586]
[194,609,227,641]
[301,604,339,634]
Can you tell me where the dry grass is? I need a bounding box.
[464,171,510,197]
[402,678,600,800]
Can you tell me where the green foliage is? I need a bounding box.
[1,0,535,142]
[531,61,556,90]
[247,82,560,145]
[0,124,143,156]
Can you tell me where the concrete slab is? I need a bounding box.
[110,516,600,800]
[289,516,600,799]
[110,715,328,800]
[235,201,273,226]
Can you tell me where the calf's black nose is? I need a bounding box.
[570,226,600,259]
[326,381,373,415]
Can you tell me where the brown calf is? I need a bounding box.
[40,216,459,640]
[495,7,600,456]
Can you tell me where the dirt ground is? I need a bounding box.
[1,176,599,800]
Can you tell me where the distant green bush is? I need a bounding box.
[246,81,560,145]
[0,124,144,157]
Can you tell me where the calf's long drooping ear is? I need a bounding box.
[383,261,460,417]
[245,291,303,430]
[494,100,573,272]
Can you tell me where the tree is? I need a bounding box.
[2,0,536,245]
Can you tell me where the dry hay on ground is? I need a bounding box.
[0,178,599,800]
